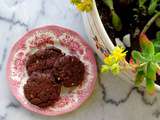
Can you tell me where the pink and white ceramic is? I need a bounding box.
[6,25,97,116]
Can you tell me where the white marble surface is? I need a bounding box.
[1,0,160,120]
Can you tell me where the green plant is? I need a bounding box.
[138,0,159,15]
[70,0,122,31]
[138,0,147,8]
[155,17,160,27]
[71,0,160,94]
[102,0,122,31]
[153,31,160,53]
[148,0,159,15]
[101,33,160,94]
[132,33,160,94]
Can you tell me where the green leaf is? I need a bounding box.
[102,0,122,31]
[153,41,160,53]
[155,17,160,28]
[132,50,146,63]
[146,62,157,80]
[148,0,158,15]
[156,31,160,39]
[153,31,160,52]
[139,0,146,8]
[146,78,155,95]
[139,33,155,57]
[102,0,114,10]
[154,53,160,62]
[111,10,122,31]
[135,71,145,86]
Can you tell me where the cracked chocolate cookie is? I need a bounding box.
[26,46,64,76]
[24,72,61,108]
[54,56,85,87]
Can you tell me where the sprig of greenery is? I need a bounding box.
[102,0,122,31]
[70,0,93,12]
[132,33,160,94]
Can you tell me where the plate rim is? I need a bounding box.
[6,25,97,116]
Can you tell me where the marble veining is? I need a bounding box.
[6,102,20,109]
[97,61,157,107]
[1,0,160,120]
[0,14,29,30]
[153,109,160,118]
[0,47,7,70]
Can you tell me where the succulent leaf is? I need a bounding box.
[132,50,146,63]
[139,33,155,57]
[153,31,160,53]
[148,0,158,15]
[146,78,155,95]
[111,11,122,31]
[146,62,157,80]
[138,0,146,8]
[156,31,160,39]
[135,71,145,86]
[154,53,160,62]
[155,17,160,28]
[102,0,114,10]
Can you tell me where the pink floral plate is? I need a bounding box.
[6,25,97,116]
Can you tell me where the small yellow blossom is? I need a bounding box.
[76,0,93,12]
[101,65,109,73]
[112,46,126,61]
[104,55,115,65]
[70,0,80,5]
[101,46,127,75]
[111,63,120,75]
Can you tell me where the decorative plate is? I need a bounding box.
[6,25,97,116]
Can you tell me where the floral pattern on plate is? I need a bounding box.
[6,25,97,116]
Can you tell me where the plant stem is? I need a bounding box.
[142,12,160,33]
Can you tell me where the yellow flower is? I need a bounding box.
[104,55,115,65]
[101,46,127,75]
[112,46,126,61]
[111,63,120,75]
[76,0,93,12]
[70,0,80,5]
[101,65,109,73]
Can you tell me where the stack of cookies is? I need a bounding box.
[24,46,85,108]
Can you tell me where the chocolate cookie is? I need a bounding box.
[26,46,64,76]
[54,56,85,87]
[24,72,61,108]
